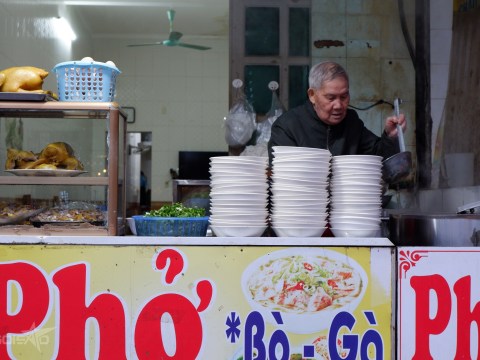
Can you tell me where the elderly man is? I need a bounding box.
[268,61,406,163]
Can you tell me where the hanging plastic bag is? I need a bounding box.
[224,79,256,147]
[255,81,285,145]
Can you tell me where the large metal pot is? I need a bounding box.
[389,212,480,246]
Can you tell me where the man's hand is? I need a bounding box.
[384,113,406,138]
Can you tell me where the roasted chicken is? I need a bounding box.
[5,148,37,169]
[0,66,48,93]
[5,142,84,171]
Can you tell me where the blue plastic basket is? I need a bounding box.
[52,61,121,102]
[132,216,210,237]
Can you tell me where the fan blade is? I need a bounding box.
[176,42,211,51]
[127,42,164,47]
[128,9,210,50]
[168,31,183,42]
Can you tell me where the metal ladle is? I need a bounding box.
[382,98,412,184]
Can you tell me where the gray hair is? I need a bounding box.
[308,61,349,89]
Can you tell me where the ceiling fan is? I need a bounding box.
[127,9,211,51]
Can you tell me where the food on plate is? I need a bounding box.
[0,66,49,93]
[0,203,37,220]
[35,163,57,170]
[5,142,84,171]
[31,207,104,223]
[245,253,363,314]
[5,148,37,169]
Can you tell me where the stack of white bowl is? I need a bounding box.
[270,146,331,237]
[329,155,383,237]
[209,156,269,237]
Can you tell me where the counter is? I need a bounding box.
[0,236,394,359]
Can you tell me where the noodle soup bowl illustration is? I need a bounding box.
[241,248,368,334]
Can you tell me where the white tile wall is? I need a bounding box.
[311,0,415,145]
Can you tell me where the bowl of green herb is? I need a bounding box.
[133,203,209,237]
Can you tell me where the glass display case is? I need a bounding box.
[0,101,126,235]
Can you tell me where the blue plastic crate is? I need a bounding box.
[52,61,121,102]
[132,216,209,237]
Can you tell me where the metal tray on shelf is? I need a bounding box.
[0,92,57,102]
[5,169,87,177]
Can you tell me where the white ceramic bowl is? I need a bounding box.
[329,215,380,225]
[273,155,331,164]
[211,183,268,193]
[272,175,330,184]
[272,145,331,155]
[210,199,267,207]
[330,194,381,202]
[271,198,329,207]
[332,168,382,177]
[332,155,382,163]
[210,225,267,237]
[272,212,329,220]
[330,228,381,237]
[270,182,328,194]
[272,191,329,199]
[331,172,382,180]
[271,158,331,168]
[271,203,329,210]
[272,162,331,171]
[210,212,267,221]
[330,173,383,184]
[331,197,381,204]
[272,180,328,188]
[332,163,382,171]
[331,188,382,194]
[210,172,267,182]
[329,221,381,230]
[210,156,267,164]
[271,204,329,213]
[272,169,330,178]
[272,226,327,237]
[331,164,382,172]
[272,190,329,198]
[271,199,330,207]
[270,212,328,221]
[210,208,268,216]
[209,167,267,176]
[330,185,383,193]
[210,200,268,211]
[209,219,267,227]
[210,177,267,185]
[272,220,328,228]
[241,249,368,334]
[330,204,381,212]
[330,211,382,219]
[210,192,268,201]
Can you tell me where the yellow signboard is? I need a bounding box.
[0,244,393,359]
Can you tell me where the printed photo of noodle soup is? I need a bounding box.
[241,248,368,334]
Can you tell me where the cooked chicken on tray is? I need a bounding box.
[5,142,84,170]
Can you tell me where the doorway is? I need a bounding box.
[126,132,152,216]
